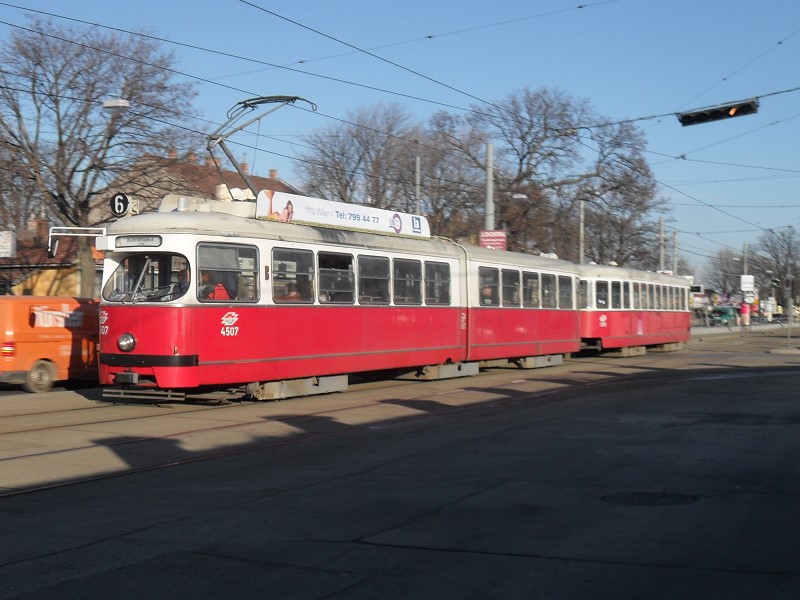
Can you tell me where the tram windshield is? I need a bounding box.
[102,253,190,303]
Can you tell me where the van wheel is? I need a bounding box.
[23,360,55,393]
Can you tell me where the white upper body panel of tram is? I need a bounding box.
[99,190,577,274]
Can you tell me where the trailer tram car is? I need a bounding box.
[577,264,691,356]
[95,192,689,401]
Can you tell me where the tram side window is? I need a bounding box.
[358,255,390,304]
[523,272,541,308]
[272,248,314,303]
[558,276,573,309]
[425,262,451,305]
[502,269,520,307]
[198,243,258,302]
[541,273,557,308]
[318,252,354,303]
[595,280,609,308]
[577,279,589,309]
[632,282,641,309]
[393,259,422,305]
[611,281,622,309]
[623,282,631,309]
[479,266,499,306]
[647,284,655,310]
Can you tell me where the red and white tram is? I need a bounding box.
[94,192,689,400]
[577,264,691,355]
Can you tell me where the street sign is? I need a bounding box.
[479,230,507,251]
[740,274,755,292]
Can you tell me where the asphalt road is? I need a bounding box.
[1,330,800,599]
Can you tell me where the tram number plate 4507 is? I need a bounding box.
[220,312,240,336]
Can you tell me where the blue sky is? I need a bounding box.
[2,0,799,273]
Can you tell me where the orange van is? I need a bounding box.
[0,297,99,393]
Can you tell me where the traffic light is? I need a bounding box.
[677,99,759,127]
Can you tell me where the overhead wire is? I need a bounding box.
[1,1,798,260]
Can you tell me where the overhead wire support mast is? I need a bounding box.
[206,95,317,198]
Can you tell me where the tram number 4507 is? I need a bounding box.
[221,326,239,336]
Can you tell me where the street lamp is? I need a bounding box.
[500,193,529,249]
[102,97,130,115]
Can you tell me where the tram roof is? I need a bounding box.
[578,263,689,284]
[104,197,461,257]
[102,196,580,273]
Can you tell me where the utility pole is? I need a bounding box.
[578,199,585,264]
[484,143,494,231]
[672,231,678,273]
[742,243,748,275]
[415,156,421,214]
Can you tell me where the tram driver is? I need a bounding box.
[176,268,190,293]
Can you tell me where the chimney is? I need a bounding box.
[241,162,249,174]
[168,148,177,159]
[269,169,278,179]
[37,219,48,245]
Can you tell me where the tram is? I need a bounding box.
[92,189,690,401]
[95,191,588,400]
[578,264,691,355]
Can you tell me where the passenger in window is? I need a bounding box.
[201,271,231,300]
[481,285,495,305]
[276,282,302,302]
[295,279,313,301]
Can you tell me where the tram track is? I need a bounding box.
[0,361,625,498]
[1,333,796,499]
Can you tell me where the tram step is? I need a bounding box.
[397,362,480,381]
[246,375,349,400]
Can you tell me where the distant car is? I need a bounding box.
[710,306,737,326]
[771,314,788,323]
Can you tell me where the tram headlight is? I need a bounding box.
[117,333,136,352]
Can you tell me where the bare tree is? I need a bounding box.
[703,248,746,296]
[431,88,668,262]
[0,143,40,230]
[298,103,419,209]
[755,226,800,301]
[0,18,199,295]
[297,87,670,264]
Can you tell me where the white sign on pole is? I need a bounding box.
[0,231,16,258]
[740,274,755,292]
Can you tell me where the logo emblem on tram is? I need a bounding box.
[390,213,402,234]
[221,312,239,326]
